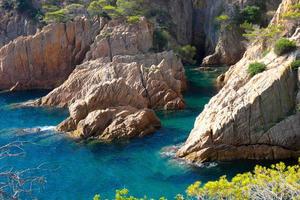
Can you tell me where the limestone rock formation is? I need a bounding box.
[85,17,153,61]
[0,11,39,48]
[193,0,282,66]
[0,17,101,91]
[58,106,161,141]
[201,25,245,66]
[35,51,186,140]
[177,0,300,162]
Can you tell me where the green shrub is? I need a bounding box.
[153,29,170,52]
[274,38,297,56]
[44,9,69,23]
[93,161,300,200]
[127,15,140,24]
[238,5,262,24]
[215,14,230,22]
[291,60,300,70]
[175,45,197,65]
[248,62,266,76]
[283,3,300,20]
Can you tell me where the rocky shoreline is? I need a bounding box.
[177,0,300,162]
[0,0,299,162]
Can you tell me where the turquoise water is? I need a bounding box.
[0,67,289,200]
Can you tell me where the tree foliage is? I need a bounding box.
[290,60,300,70]
[274,38,297,56]
[175,45,197,65]
[247,62,266,76]
[93,160,300,200]
[238,6,262,24]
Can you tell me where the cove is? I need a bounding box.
[0,67,287,200]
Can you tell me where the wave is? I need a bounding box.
[37,126,56,131]
[160,144,218,168]
[160,144,182,158]
[16,126,56,136]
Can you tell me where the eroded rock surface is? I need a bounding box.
[35,51,186,140]
[0,11,39,48]
[0,17,101,90]
[85,17,153,61]
[177,0,300,162]
[193,0,282,66]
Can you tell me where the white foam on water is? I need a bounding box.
[38,126,56,131]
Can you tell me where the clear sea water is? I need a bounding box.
[0,67,293,200]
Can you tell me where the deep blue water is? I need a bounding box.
[0,68,291,200]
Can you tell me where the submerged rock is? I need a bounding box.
[177,0,300,162]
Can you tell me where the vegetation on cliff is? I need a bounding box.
[274,38,297,56]
[247,62,266,76]
[93,160,300,200]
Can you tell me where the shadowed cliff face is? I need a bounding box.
[0,11,39,48]
[192,0,282,66]
[177,0,300,163]
[145,0,193,45]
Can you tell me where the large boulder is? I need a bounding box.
[59,106,161,141]
[34,51,186,141]
[0,17,102,91]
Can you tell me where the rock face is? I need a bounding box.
[59,106,161,141]
[145,0,193,45]
[0,11,39,48]
[35,51,186,140]
[201,25,245,66]
[193,0,282,66]
[85,17,153,61]
[177,0,300,162]
[0,17,101,91]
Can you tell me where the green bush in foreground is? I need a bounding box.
[274,38,297,56]
[248,62,266,76]
[93,160,300,200]
[291,60,300,70]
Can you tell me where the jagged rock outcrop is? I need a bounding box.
[177,0,300,162]
[144,0,193,45]
[0,17,102,91]
[0,11,39,48]
[201,25,245,66]
[193,0,282,66]
[85,17,153,61]
[34,51,186,140]
[59,106,161,141]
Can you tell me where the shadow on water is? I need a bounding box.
[0,69,297,199]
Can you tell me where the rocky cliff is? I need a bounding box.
[85,17,153,61]
[193,0,282,66]
[0,17,101,90]
[37,51,186,141]
[19,17,187,141]
[145,0,193,45]
[177,0,300,163]
[0,11,40,48]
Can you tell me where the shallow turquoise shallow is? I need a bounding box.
[0,67,290,200]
